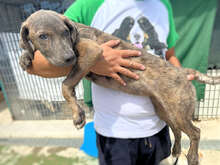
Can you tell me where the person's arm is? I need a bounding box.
[27,40,145,85]
[27,50,72,78]
[166,47,181,67]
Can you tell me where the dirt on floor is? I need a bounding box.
[0,145,98,165]
[0,145,220,165]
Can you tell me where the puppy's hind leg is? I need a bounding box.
[149,93,181,163]
[167,123,182,158]
[180,120,200,165]
[176,89,200,165]
[157,112,182,163]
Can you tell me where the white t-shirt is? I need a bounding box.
[92,0,168,138]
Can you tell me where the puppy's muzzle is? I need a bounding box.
[64,55,75,64]
[63,51,77,66]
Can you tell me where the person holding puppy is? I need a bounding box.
[27,0,194,164]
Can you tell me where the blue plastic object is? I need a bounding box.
[80,121,98,158]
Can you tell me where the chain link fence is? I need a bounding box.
[0,0,219,121]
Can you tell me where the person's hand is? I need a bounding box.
[90,40,146,86]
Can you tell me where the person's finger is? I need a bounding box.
[187,74,195,81]
[102,40,120,47]
[116,67,140,80]
[120,59,145,70]
[111,73,126,86]
[120,50,142,58]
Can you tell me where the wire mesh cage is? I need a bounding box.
[194,70,220,120]
[0,0,86,120]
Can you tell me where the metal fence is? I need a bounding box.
[0,0,83,120]
[0,32,86,120]
[194,69,220,120]
[0,0,219,121]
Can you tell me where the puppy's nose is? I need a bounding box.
[65,57,74,63]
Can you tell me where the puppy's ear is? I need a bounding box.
[59,15,79,45]
[19,23,34,59]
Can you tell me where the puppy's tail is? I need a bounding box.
[184,68,220,85]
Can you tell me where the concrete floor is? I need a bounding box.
[0,100,220,165]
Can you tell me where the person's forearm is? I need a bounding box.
[168,56,181,67]
[166,47,181,67]
[25,41,144,84]
[27,50,72,78]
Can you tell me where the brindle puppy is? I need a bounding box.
[19,10,220,165]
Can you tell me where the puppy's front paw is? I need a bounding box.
[73,109,86,129]
[19,52,32,71]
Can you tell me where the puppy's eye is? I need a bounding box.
[39,34,48,40]
[63,30,70,36]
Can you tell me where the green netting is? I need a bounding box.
[208,0,220,69]
[171,0,218,100]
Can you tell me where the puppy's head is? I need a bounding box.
[20,10,78,67]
